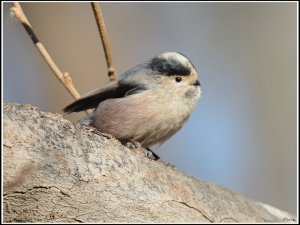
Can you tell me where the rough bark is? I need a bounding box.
[3,103,296,223]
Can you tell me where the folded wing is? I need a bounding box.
[63,80,147,113]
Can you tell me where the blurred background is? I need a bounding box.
[3,2,297,214]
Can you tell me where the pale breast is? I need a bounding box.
[91,90,191,147]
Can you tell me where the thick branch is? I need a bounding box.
[3,103,295,223]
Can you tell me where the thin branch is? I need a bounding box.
[91,2,116,81]
[10,2,92,115]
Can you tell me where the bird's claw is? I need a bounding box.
[126,140,160,161]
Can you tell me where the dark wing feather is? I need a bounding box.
[63,81,147,113]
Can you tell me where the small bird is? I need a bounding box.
[64,52,201,157]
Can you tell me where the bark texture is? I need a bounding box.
[3,103,295,223]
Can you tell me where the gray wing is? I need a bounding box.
[63,63,151,113]
[63,81,117,113]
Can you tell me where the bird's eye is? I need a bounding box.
[175,77,182,82]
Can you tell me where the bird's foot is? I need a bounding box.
[163,162,176,169]
[126,140,160,161]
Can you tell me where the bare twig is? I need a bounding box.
[91,2,116,81]
[10,2,92,114]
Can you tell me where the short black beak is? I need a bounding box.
[193,80,201,86]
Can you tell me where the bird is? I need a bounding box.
[64,52,201,158]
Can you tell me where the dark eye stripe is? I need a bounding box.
[150,58,191,76]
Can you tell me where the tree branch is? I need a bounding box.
[10,2,92,114]
[3,102,295,223]
[91,2,116,81]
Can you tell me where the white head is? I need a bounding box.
[149,52,201,104]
